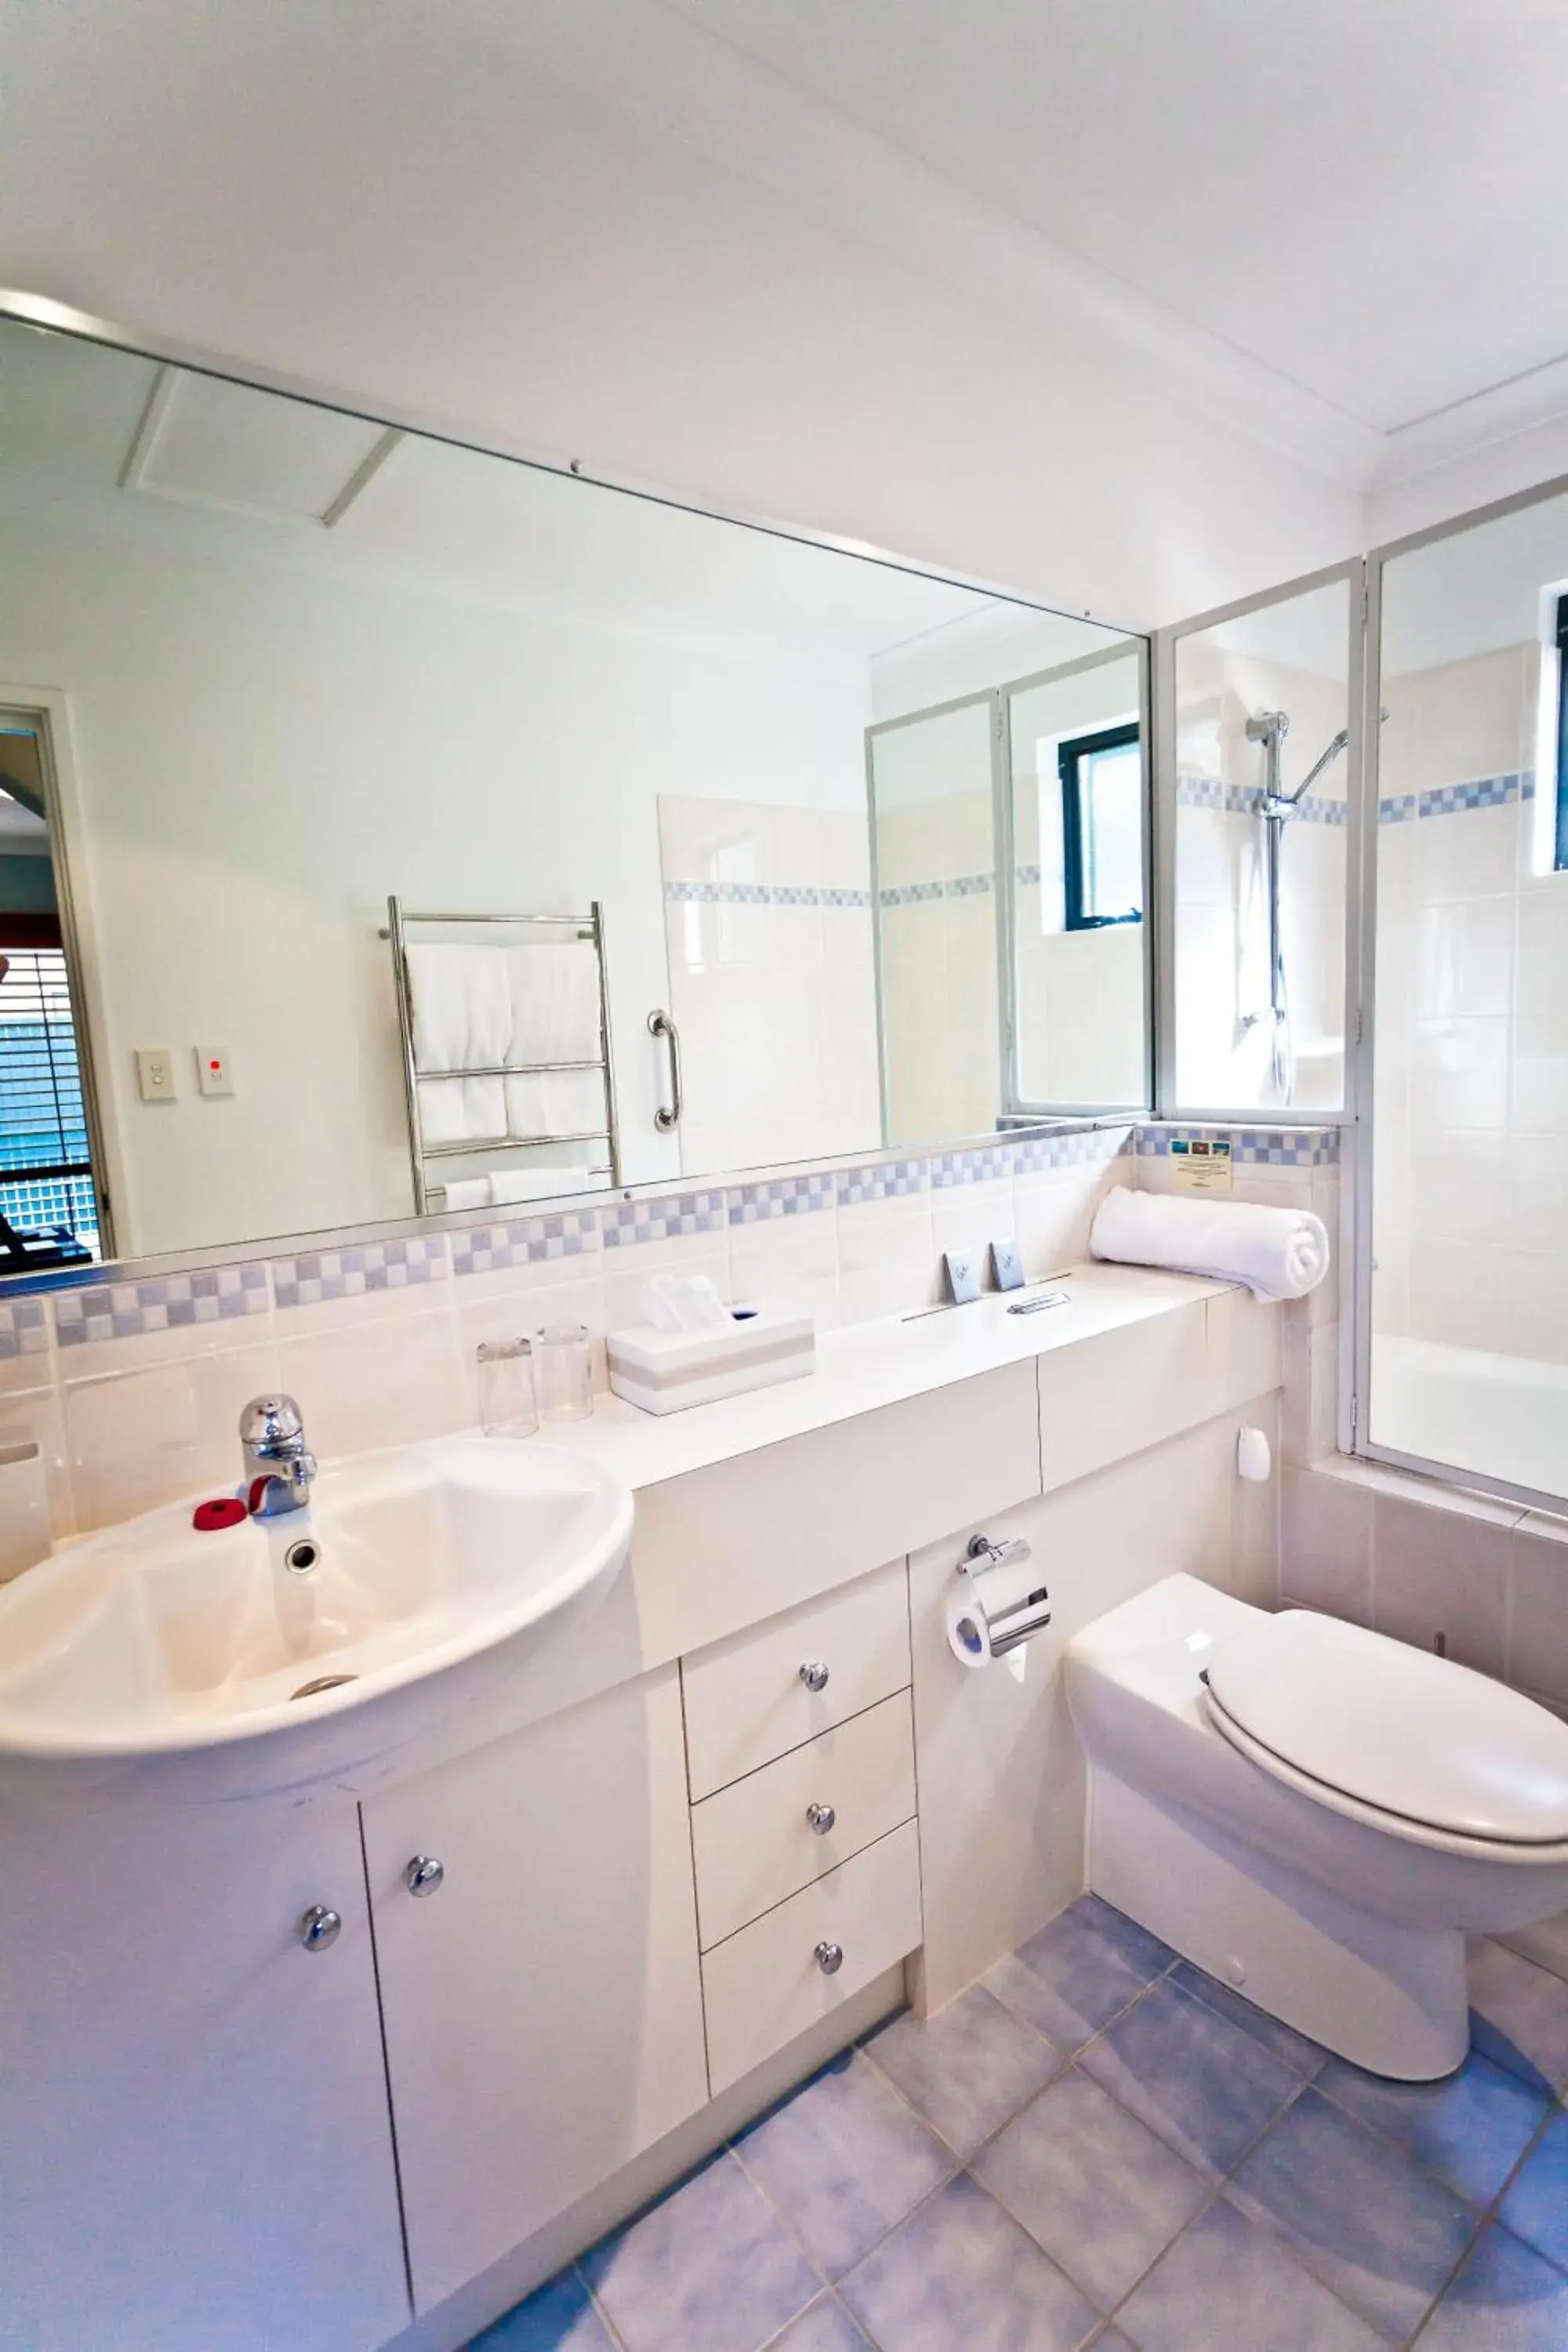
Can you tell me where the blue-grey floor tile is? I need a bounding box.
[1468,1941,1568,2099]
[1079,1971,1299,2176]
[1229,2087,1480,2342]
[1415,2221,1568,2350]
[1170,1960,1327,2081]
[838,2173,1102,2352]
[468,2267,613,2351]
[582,2150,821,2352]
[737,2049,953,2278]
[973,2067,1207,2309]
[1498,2109,1568,2273]
[1314,2048,1548,2208]
[1000,1896,1174,2052]
[765,2295,873,2351]
[1118,2194,1385,2351]
[862,1983,1063,2157]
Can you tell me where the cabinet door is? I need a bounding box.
[0,1784,408,2352]
[364,1664,708,2311]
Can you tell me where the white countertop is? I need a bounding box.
[546,1262,1232,1490]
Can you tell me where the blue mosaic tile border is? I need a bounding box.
[272,1236,447,1312]
[1379,793,1419,825]
[55,1263,270,1345]
[664,880,871,908]
[835,1157,929,1206]
[1010,1125,1131,1173]
[878,873,994,906]
[1417,771,1531,818]
[450,1210,598,1276]
[0,1297,49,1364]
[930,1144,1014,1189]
[1176,772,1345,826]
[599,1190,727,1247]
[728,1173,836,1225]
[1134,1123,1338,1167]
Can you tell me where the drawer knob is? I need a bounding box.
[405,1855,445,1897]
[815,1939,845,1976]
[805,1802,837,1835]
[298,1904,342,1953]
[799,1660,830,1694]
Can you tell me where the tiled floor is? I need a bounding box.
[469,1897,1568,2352]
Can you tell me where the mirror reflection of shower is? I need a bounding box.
[1243,706,1381,1103]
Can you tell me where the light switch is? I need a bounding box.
[196,1046,234,1098]
[136,1047,176,1102]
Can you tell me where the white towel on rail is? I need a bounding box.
[407,943,511,1142]
[505,942,602,1065]
[1090,1185,1329,1302]
[488,1166,599,1205]
[503,1069,607,1144]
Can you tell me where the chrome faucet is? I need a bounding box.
[239,1394,318,1518]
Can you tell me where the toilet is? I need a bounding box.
[1065,1574,1568,2080]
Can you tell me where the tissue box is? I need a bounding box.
[607,1309,815,1415]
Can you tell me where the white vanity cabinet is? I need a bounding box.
[0,1784,408,2352]
[361,1662,710,2315]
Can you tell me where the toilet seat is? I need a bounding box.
[1204,1609,1568,1860]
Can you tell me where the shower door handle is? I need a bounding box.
[649,1009,683,1132]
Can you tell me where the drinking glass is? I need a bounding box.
[535,1322,594,1421]
[476,1337,539,1438]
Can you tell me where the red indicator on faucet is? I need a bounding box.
[192,1497,247,1532]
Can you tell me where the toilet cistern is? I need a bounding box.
[240,1393,318,1518]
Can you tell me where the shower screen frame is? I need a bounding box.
[1149,555,1369,1137]
[1349,466,1568,1518]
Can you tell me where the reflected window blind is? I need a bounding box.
[0,946,98,1247]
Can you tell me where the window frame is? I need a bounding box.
[1057,720,1143,931]
[1555,592,1568,872]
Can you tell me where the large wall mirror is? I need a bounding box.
[0,310,1149,1283]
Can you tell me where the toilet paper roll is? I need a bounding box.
[946,1552,1051,1671]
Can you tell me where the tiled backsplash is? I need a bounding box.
[0,1122,1335,1540]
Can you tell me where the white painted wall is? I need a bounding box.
[0,495,877,1256]
[0,0,1364,637]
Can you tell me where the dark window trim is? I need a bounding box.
[1555,594,1568,872]
[1058,720,1142,931]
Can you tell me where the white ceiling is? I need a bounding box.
[653,0,1568,474]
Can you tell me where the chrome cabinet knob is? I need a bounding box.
[799,1661,830,1694]
[298,1904,342,1952]
[815,1940,844,1976]
[805,1802,837,1835]
[405,1855,445,1897]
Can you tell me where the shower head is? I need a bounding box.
[1283,726,1349,805]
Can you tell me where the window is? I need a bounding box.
[0,942,99,1265]
[1058,722,1143,928]
[1556,594,1568,871]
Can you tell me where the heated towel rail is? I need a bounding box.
[385,897,622,1214]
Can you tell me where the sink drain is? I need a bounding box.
[289,1672,359,1701]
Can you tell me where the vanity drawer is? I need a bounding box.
[701,1822,923,2094]
[691,1692,916,1950]
[681,1561,910,1802]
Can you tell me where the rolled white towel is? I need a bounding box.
[1090,1185,1329,1302]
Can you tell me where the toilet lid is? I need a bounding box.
[1206,1610,1568,1845]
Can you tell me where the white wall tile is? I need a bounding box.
[63,1341,280,1529]
[276,1309,466,1461]
[1279,1463,1372,1624]
[1370,1486,1511,1677]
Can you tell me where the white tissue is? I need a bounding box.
[644,1274,731,1335]
[945,1550,1051,1676]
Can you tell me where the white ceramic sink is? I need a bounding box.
[0,1435,632,1778]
